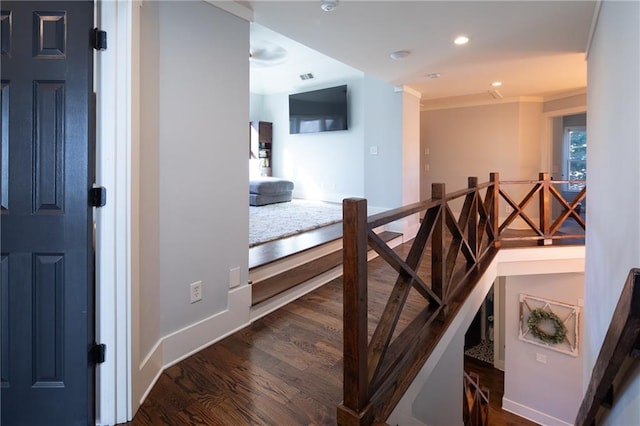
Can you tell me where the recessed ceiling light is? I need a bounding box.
[426,72,441,79]
[390,50,411,60]
[454,35,470,45]
[491,81,503,87]
[320,0,338,12]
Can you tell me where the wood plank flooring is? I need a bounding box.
[126,278,345,425]
[125,237,540,425]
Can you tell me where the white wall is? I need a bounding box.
[503,273,584,425]
[135,0,250,411]
[411,326,465,425]
[421,102,523,200]
[249,92,264,122]
[419,95,586,203]
[421,100,567,232]
[363,76,403,211]
[253,75,413,209]
[584,1,640,424]
[156,0,248,335]
[517,102,544,179]
[421,100,547,227]
[401,89,422,237]
[260,78,365,203]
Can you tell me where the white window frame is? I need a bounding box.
[563,125,587,192]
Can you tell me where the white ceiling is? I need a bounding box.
[246,0,597,103]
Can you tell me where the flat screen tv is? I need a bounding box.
[289,85,348,134]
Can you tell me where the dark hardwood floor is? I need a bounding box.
[126,278,346,425]
[125,232,541,425]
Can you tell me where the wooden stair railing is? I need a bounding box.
[463,371,490,426]
[497,172,586,245]
[575,268,640,426]
[337,172,586,426]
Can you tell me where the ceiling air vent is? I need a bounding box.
[299,73,314,81]
[488,89,503,99]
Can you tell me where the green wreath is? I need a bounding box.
[527,308,567,344]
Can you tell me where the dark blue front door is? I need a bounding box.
[1,1,95,424]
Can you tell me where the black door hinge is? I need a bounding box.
[89,187,107,207]
[92,28,107,51]
[91,343,107,364]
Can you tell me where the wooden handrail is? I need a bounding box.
[575,268,640,426]
[338,172,586,425]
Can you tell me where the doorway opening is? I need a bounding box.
[551,113,587,221]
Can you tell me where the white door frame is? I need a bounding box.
[95,1,134,424]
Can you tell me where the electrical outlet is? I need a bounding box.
[505,205,512,214]
[535,353,547,364]
[190,280,202,303]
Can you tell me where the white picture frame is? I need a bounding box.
[518,294,580,357]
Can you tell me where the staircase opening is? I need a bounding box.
[464,284,495,365]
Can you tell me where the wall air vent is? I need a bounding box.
[299,73,314,81]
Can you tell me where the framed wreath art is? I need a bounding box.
[527,308,567,344]
[519,294,580,356]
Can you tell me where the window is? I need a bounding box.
[563,126,586,191]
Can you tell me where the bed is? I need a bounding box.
[249,177,294,206]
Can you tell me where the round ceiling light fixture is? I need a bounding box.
[249,40,288,67]
[426,72,441,79]
[390,50,411,60]
[453,35,470,45]
[491,81,503,87]
[320,0,339,12]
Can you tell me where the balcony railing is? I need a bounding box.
[337,172,586,425]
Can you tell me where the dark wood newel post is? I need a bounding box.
[490,173,501,248]
[338,198,371,425]
[539,172,552,245]
[432,183,446,306]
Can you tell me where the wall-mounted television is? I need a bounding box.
[289,85,348,134]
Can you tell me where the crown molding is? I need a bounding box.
[421,95,543,112]
[585,0,603,61]
[543,88,587,102]
[206,0,253,22]
[394,85,422,99]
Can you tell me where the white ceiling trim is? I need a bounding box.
[585,0,604,60]
[394,85,422,99]
[421,95,544,112]
[206,0,253,21]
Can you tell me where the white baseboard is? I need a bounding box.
[136,284,252,406]
[502,397,573,426]
[137,339,164,406]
